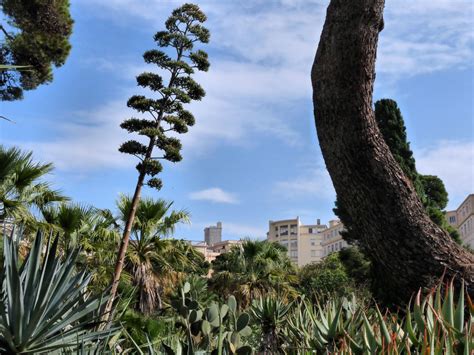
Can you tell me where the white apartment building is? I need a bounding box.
[321,219,348,257]
[267,217,326,267]
[446,194,474,248]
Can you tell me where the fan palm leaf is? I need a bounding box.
[0,145,68,224]
[116,196,197,315]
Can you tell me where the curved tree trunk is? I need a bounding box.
[311,0,473,303]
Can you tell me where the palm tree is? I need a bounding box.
[210,240,297,307]
[41,202,97,247]
[0,145,67,225]
[41,204,122,292]
[117,195,201,315]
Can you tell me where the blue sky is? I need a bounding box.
[2,0,473,241]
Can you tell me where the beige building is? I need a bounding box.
[192,241,221,263]
[211,240,242,254]
[446,194,474,248]
[267,217,326,267]
[321,219,348,257]
[192,239,243,263]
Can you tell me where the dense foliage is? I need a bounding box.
[209,240,297,307]
[120,278,472,354]
[0,145,472,353]
[0,0,73,101]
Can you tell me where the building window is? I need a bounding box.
[290,250,297,258]
[311,239,316,246]
[290,241,297,248]
[311,250,317,257]
[449,216,456,224]
[290,224,297,235]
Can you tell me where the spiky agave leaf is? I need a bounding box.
[0,230,117,353]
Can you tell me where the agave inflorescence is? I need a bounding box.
[0,230,115,353]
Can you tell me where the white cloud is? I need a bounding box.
[274,165,336,200]
[81,0,473,79]
[22,0,472,171]
[415,140,474,209]
[189,187,239,204]
[378,0,473,78]
[15,100,134,171]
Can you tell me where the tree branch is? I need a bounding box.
[0,24,13,40]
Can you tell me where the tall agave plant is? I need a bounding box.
[0,230,116,353]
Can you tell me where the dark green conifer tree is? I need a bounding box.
[0,0,73,101]
[104,3,210,320]
[335,99,461,245]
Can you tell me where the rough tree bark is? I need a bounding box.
[311,0,473,303]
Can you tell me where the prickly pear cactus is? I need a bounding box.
[165,283,253,354]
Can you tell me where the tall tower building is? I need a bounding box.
[204,222,222,246]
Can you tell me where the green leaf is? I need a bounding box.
[220,304,229,320]
[227,295,237,313]
[454,280,464,333]
[183,281,191,294]
[239,326,252,337]
[236,313,250,332]
[201,320,211,335]
[207,303,219,325]
[376,305,391,345]
[442,281,455,327]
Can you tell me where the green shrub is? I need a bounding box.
[299,253,355,300]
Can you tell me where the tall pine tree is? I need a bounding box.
[312,0,472,303]
[0,0,73,101]
[335,99,461,245]
[104,3,210,322]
